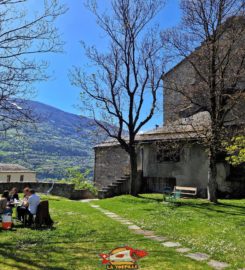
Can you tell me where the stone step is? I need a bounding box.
[99,174,131,199]
[116,178,128,181]
[98,189,114,199]
[115,180,126,184]
[108,184,118,188]
[112,183,122,187]
[98,190,107,199]
[100,189,110,195]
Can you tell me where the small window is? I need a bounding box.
[20,175,24,182]
[155,142,183,163]
[7,175,11,183]
[157,148,181,162]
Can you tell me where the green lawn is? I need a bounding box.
[0,195,213,270]
[94,194,245,270]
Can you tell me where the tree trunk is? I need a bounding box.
[207,146,218,203]
[129,147,138,196]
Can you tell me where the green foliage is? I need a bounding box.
[225,136,245,166]
[62,167,98,195]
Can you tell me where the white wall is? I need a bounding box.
[140,143,209,197]
[0,172,36,183]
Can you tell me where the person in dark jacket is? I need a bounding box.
[9,187,19,201]
[17,187,30,222]
[0,190,10,215]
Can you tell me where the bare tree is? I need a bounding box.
[0,0,66,131]
[71,0,165,195]
[162,0,245,202]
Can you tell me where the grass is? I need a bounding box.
[0,195,213,270]
[94,194,245,270]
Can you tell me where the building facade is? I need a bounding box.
[94,112,244,198]
[0,164,36,183]
[94,16,245,198]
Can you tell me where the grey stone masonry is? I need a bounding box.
[185,253,210,261]
[0,182,96,200]
[162,242,181,248]
[207,260,230,269]
[94,145,130,189]
[97,174,130,199]
[176,248,191,253]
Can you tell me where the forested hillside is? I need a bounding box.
[0,100,105,180]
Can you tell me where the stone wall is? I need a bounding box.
[94,142,210,197]
[70,189,96,200]
[94,145,130,188]
[93,141,245,198]
[0,182,96,200]
[163,47,245,125]
[164,60,195,123]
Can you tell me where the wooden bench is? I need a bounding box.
[164,186,197,202]
[173,186,197,197]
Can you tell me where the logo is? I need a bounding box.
[100,246,148,269]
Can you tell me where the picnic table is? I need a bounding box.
[8,199,22,208]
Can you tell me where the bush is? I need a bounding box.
[61,167,98,195]
[225,136,245,166]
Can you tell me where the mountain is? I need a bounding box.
[0,100,105,180]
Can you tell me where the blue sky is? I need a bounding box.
[31,0,181,130]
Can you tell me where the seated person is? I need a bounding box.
[27,189,40,215]
[0,190,9,215]
[17,187,30,221]
[17,188,40,225]
[9,187,19,201]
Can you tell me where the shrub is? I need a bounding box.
[61,167,98,195]
[225,136,245,166]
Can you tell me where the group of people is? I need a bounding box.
[0,187,40,226]
[0,187,19,215]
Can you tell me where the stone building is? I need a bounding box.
[164,16,245,124]
[94,111,244,198]
[94,16,245,199]
[0,163,36,183]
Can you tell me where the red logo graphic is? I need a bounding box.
[100,246,148,269]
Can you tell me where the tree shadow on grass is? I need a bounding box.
[0,236,164,270]
[0,241,100,270]
[136,194,245,217]
[0,244,67,270]
[10,220,57,231]
[157,200,245,217]
[137,194,163,203]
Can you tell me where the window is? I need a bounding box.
[7,175,11,183]
[155,142,183,163]
[20,175,24,182]
[157,148,181,162]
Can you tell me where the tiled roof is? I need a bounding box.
[95,112,211,147]
[138,112,210,142]
[0,163,35,173]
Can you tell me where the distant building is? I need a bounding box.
[0,164,36,183]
